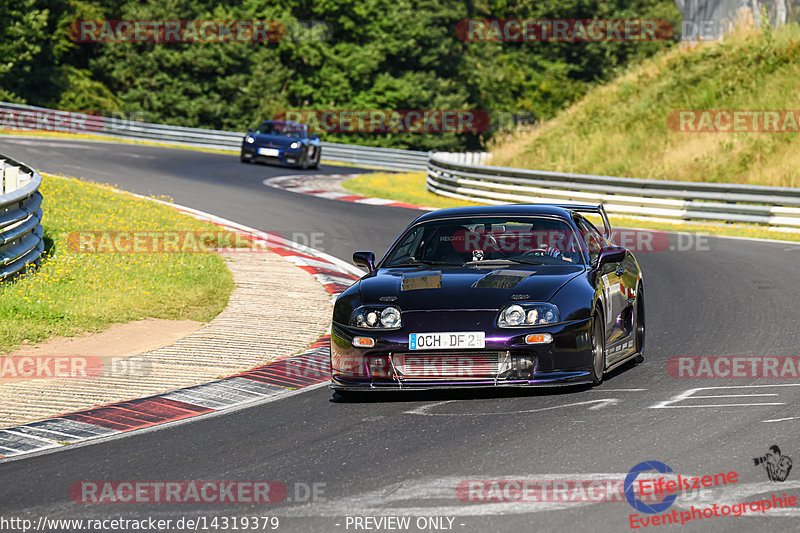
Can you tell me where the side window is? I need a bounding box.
[386,227,423,265]
[575,217,603,264]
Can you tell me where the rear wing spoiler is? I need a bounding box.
[555,204,612,240]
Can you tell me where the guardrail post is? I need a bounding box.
[4,164,19,194]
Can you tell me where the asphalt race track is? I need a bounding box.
[1,136,800,533]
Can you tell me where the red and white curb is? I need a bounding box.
[0,200,363,461]
[265,174,435,211]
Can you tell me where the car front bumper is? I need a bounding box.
[241,145,303,166]
[329,317,595,391]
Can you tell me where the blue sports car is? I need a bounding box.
[240,120,321,169]
[330,204,645,391]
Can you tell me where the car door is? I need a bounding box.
[575,216,626,353]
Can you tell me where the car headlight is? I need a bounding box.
[497,303,559,327]
[351,306,402,329]
[290,141,299,149]
[245,136,255,143]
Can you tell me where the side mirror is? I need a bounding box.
[353,251,376,272]
[599,245,626,265]
[310,134,320,141]
[247,128,253,133]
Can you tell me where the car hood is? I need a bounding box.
[358,265,585,310]
[250,133,300,147]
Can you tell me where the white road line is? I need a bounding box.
[405,398,619,417]
[691,394,779,398]
[282,255,340,271]
[354,197,396,205]
[655,403,785,408]
[763,417,800,423]
[650,384,800,409]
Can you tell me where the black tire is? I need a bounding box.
[240,153,251,163]
[633,284,645,363]
[590,312,606,385]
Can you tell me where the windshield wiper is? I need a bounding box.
[386,259,463,267]
[464,258,545,266]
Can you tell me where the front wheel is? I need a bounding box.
[590,313,606,385]
[633,284,645,363]
[299,150,310,170]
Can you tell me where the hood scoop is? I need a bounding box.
[472,269,534,290]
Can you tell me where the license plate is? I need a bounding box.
[409,332,485,350]
[257,147,279,157]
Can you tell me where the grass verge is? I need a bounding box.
[0,173,235,353]
[342,171,800,242]
[489,19,800,188]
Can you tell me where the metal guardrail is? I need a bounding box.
[427,154,800,230]
[3,101,798,230]
[0,154,44,279]
[0,101,455,171]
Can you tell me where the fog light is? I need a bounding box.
[352,336,375,348]
[525,333,553,344]
[512,355,535,379]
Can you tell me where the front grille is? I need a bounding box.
[393,352,505,380]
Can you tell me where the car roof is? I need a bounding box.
[412,204,579,223]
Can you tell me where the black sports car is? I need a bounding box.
[330,204,644,391]
[240,120,321,169]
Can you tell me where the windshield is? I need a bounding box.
[383,216,585,267]
[252,121,306,139]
